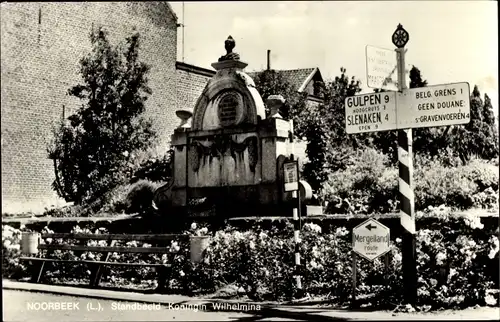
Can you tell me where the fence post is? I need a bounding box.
[351,252,357,308]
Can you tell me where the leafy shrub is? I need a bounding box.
[464,158,499,191]
[414,158,499,210]
[130,149,173,183]
[98,179,161,215]
[98,184,131,214]
[321,149,498,213]
[319,148,399,214]
[471,187,499,210]
[414,161,477,210]
[124,180,160,214]
[41,204,95,218]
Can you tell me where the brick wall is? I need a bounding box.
[176,62,214,111]
[1,2,178,213]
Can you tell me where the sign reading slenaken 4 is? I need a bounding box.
[345,92,397,134]
[398,82,470,129]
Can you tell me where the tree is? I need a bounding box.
[410,67,446,158]
[252,69,308,119]
[482,93,496,126]
[449,86,499,163]
[48,27,156,205]
[299,68,364,190]
[253,68,365,190]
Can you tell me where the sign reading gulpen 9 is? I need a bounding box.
[345,92,397,134]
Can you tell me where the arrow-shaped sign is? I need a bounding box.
[366,223,377,231]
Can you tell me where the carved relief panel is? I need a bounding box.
[217,91,244,127]
[187,133,260,187]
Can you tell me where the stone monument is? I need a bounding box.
[154,36,311,218]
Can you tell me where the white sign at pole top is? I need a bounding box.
[366,45,399,91]
[397,82,471,129]
[352,218,391,262]
[345,92,397,134]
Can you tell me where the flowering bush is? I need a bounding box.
[184,218,498,308]
[4,216,498,309]
[416,219,498,308]
[2,225,27,278]
[189,222,209,237]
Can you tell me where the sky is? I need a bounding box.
[170,1,498,116]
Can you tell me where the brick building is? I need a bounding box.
[1,2,324,214]
[1,2,179,213]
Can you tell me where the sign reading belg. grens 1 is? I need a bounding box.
[398,82,470,129]
[345,92,397,134]
[352,219,391,261]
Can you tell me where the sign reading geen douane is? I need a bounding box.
[352,218,391,262]
[397,82,471,129]
[345,92,397,134]
[366,45,398,91]
[283,161,298,192]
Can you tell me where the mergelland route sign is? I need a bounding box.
[352,218,390,261]
[345,82,471,134]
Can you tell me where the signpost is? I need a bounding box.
[398,82,471,129]
[345,92,397,134]
[346,23,472,306]
[351,219,391,307]
[346,84,471,134]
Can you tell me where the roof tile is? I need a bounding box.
[247,68,317,91]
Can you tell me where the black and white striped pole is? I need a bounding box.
[288,120,303,298]
[292,168,302,296]
[393,24,417,305]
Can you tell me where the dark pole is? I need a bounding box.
[267,50,271,70]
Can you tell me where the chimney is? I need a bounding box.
[267,50,271,70]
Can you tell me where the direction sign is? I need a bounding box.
[283,161,298,191]
[352,219,390,261]
[397,82,471,129]
[366,45,398,91]
[345,91,397,134]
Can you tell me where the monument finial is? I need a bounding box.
[225,36,235,54]
[219,35,240,61]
